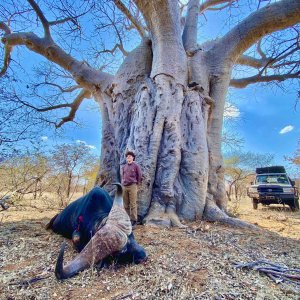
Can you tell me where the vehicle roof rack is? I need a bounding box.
[256,166,286,174]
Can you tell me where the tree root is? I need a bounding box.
[143,202,187,228]
[203,201,258,230]
[166,206,187,228]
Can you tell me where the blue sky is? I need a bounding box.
[227,85,299,165]
[41,99,102,154]
[3,0,299,171]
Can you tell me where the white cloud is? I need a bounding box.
[76,139,86,144]
[76,139,96,150]
[41,136,48,141]
[224,103,240,119]
[279,125,294,134]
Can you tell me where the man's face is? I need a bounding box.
[126,155,134,164]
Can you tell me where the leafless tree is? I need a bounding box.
[224,151,274,202]
[0,145,50,201]
[51,142,98,200]
[285,139,300,177]
[1,0,299,227]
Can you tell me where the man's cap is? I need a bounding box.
[125,150,135,159]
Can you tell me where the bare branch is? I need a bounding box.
[0,22,12,77]
[48,8,92,27]
[48,17,76,27]
[274,43,300,63]
[217,0,300,62]
[183,0,200,52]
[33,82,81,93]
[230,72,300,88]
[236,55,268,68]
[27,0,50,38]
[113,0,146,39]
[257,40,267,59]
[205,1,235,11]
[258,41,299,74]
[14,89,91,128]
[55,90,91,128]
[199,0,235,13]
[1,32,112,91]
[14,94,77,112]
[0,44,12,77]
[237,39,299,72]
[98,43,129,57]
[0,22,11,35]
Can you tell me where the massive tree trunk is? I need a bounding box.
[95,0,236,227]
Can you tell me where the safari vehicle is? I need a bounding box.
[247,166,299,211]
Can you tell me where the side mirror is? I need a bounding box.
[291,180,295,186]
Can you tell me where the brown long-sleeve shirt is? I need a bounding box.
[122,162,142,186]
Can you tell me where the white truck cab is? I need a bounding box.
[247,166,299,211]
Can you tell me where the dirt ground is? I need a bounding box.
[0,196,299,300]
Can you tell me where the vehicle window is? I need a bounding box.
[256,174,289,184]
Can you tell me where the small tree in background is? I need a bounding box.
[224,152,274,213]
[0,144,50,201]
[82,161,100,195]
[285,140,300,193]
[0,141,99,208]
[285,140,300,173]
[50,142,98,205]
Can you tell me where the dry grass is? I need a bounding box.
[0,196,299,300]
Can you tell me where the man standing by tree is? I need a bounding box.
[122,151,142,227]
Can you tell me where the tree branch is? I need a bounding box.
[0,22,11,35]
[15,89,90,112]
[199,0,235,13]
[134,0,186,83]
[48,9,92,27]
[257,40,267,59]
[113,0,146,39]
[216,0,300,62]
[33,81,81,93]
[258,41,299,75]
[230,72,300,88]
[55,89,91,128]
[0,22,12,77]
[1,31,112,91]
[238,43,299,69]
[183,0,200,52]
[236,55,269,68]
[98,43,129,56]
[14,89,91,127]
[27,0,51,38]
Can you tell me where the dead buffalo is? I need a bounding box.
[47,184,147,280]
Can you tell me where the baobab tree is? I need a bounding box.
[1,0,299,227]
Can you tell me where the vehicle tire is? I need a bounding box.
[290,198,299,212]
[253,199,258,210]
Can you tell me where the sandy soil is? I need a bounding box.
[0,196,299,300]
